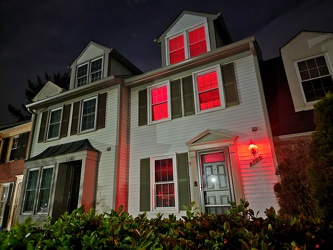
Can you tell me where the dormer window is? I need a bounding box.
[76,57,103,87]
[167,25,209,65]
[296,55,333,103]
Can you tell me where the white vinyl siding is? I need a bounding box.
[128,55,278,217]
[30,87,120,213]
[166,14,207,38]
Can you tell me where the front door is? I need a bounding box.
[199,151,232,214]
[53,161,82,219]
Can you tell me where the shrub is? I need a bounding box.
[1,200,332,249]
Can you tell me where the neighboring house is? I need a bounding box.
[17,10,283,223]
[17,42,141,224]
[126,11,278,217]
[261,31,333,160]
[0,121,31,230]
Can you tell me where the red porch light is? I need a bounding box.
[248,139,258,157]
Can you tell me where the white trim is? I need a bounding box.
[147,81,171,124]
[76,62,89,87]
[80,96,98,133]
[166,23,210,66]
[150,154,179,213]
[90,56,104,83]
[294,53,333,106]
[276,131,314,141]
[76,56,104,87]
[192,65,225,114]
[46,107,63,140]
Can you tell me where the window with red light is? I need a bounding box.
[189,26,207,58]
[150,84,169,122]
[169,35,185,65]
[197,71,221,110]
[154,158,175,208]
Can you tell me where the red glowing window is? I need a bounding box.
[151,85,169,121]
[203,152,225,163]
[197,71,221,110]
[155,158,175,208]
[169,35,185,64]
[189,26,207,57]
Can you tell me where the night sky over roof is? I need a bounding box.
[0,0,332,125]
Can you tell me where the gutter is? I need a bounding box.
[125,36,255,87]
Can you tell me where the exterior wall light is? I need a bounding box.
[248,139,258,157]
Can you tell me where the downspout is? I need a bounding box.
[26,107,37,159]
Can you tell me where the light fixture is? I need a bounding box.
[248,139,258,157]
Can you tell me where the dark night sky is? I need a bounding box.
[0,0,332,125]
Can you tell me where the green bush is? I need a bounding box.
[1,200,332,249]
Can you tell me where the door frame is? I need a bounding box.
[196,147,236,213]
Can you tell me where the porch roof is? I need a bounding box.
[27,139,99,161]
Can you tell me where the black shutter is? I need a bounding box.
[222,63,239,107]
[177,153,190,210]
[182,76,195,116]
[140,158,150,211]
[60,104,71,138]
[96,93,107,130]
[170,79,182,119]
[0,138,9,163]
[138,89,148,126]
[38,111,48,142]
[18,132,29,159]
[71,101,80,135]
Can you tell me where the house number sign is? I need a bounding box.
[250,155,263,167]
[66,156,75,162]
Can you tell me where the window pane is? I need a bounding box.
[23,170,39,212]
[204,152,225,163]
[47,109,62,139]
[155,158,173,182]
[81,98,96,131]
[151,85,168,121]
[169,35,185,64]
[156,183,175,208]
[91,58,102,82]
[298,56,332,102]
[197,72,218,91]
[37,168,53,213]
[189,26,207,57]
[77,64,88,87]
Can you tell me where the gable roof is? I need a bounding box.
[280,30,333,52]
[69,41,142,74]
[32,81,64,102]
[155,10,221,43]
[186,129,238,146]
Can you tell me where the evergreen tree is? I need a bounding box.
[273,138,315,215]
[308,92,333,219]
[8,72,70,122]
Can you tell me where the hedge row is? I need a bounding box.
[1,200,332,249]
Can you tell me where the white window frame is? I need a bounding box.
[150,154,178,212]
[76,62,89,87]
[76,56,104,87]
[90,57,103,83]
[147,81,171,124]
[9,135,19,161]
[0,183,11,225]
[80,96,98,133]
[295,53,333,105]
[166,23,210,66]
[192,65,225,114]
[22,166,54,215]
[46,107,63,140]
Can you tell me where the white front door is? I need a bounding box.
[199,151,233,214]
